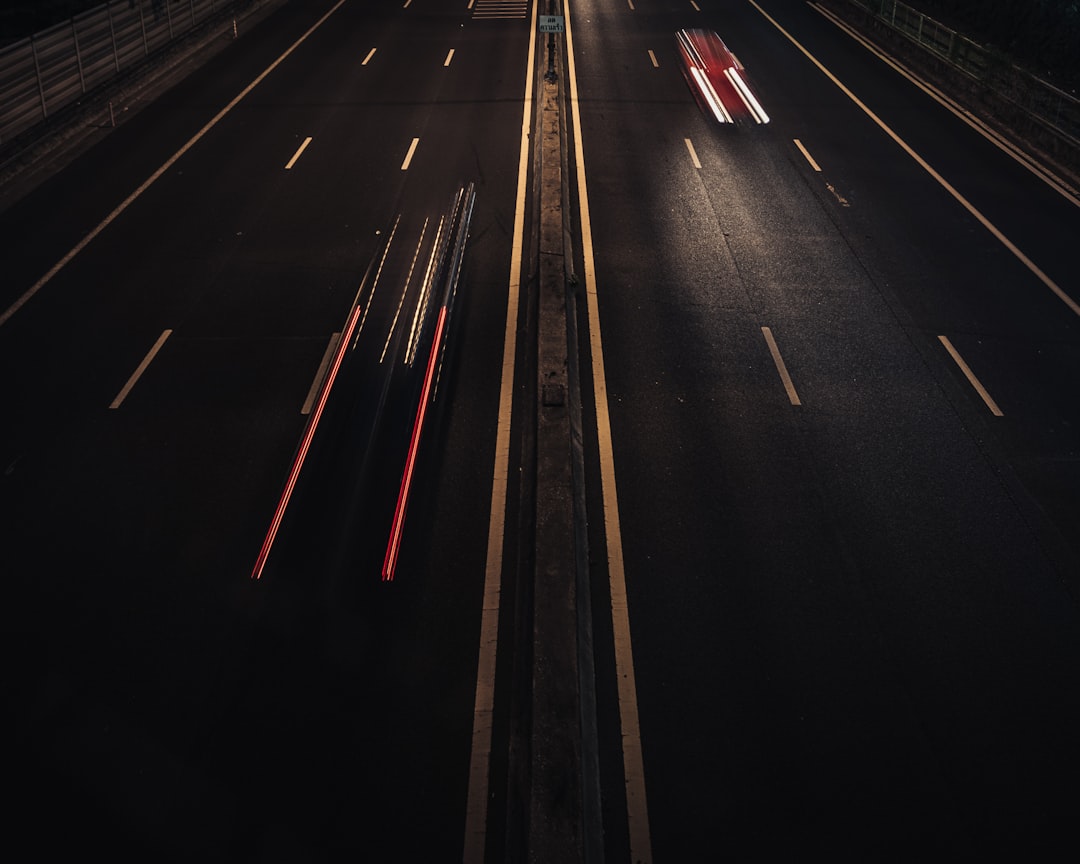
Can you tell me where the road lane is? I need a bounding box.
[568,0,1080,858]
[3,0,533,858]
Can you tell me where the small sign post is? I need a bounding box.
[538,15,565,33]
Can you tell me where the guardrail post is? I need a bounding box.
[107,3,121,74]
[72,20,87,94]
[30,35,48,122]
[139,3,148,57]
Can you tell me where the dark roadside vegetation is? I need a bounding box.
[1,0,113,45]
[894,0,1080,91]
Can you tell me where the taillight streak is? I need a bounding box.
[382,306,449,581]
[251,303,365,580]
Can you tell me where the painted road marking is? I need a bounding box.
[685,137,701,169]
[444,48,455,67]
[284,136,312,170]
[810,2,1080,208]
[750,0,1080,319]
[302,332,341,415]
[0,0,349,329]
[362,47,376,65]
[762,326,802,406]
[565,1,653,860]
[938,335,1004,416]
[648,49,659,68]
[110,329,171,409]
[794,138,822,172]
[401,137,420,171]
[691,1,701,10]
[462,0,538,859]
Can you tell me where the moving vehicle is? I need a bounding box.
[675,28,770,125]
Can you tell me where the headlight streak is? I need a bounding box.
[432,187,475,399]
[355,214,400,349]
[380,218,429,364]
[405,214,448,367]
[691,66,732,123]
[725,66,770,124]
[382,183,476,582]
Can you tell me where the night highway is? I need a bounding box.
[4,1,1080,861]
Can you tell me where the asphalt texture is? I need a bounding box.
[4,0,1080,861]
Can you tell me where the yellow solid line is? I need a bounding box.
[938,335,1004,416]
[400,137,420,171]
[462,2,538,859]
[761,326,802,406]
[109,329,171,409]
[284,136,312,170]
[794,137,822,172]
[566,1,653,861]
[0,0,349,330]
[749,0,1080,319]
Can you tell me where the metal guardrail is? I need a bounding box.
[0,0,243,146]
[846,0,1080,146]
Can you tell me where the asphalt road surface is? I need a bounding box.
[3,0,1080,861]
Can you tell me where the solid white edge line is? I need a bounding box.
[938,335,1004,416]
[809,1,1080,208]
[794,137,822,172]
[566,1,654,861]
[761,326,802,406]
[685,137,702,168]
[109,329,172,409]
[401,137,420,171]
[748,0,1080,319]
[284,136,312,170]
[0,0,349,330]
[461,2,537,859]
[301,332,341,415]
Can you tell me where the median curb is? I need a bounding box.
[527,23,603,864]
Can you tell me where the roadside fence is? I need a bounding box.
[841,0,1080,152]
[0,0,250,147]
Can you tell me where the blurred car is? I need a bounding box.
[675,28,770,125]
